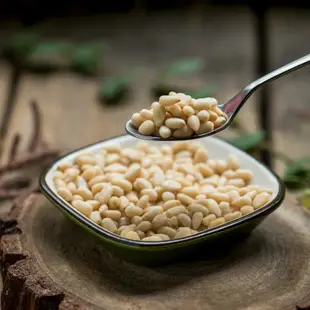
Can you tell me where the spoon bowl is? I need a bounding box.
[126,54,310,141]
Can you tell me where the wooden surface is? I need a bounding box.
[1,193,310,310]
[0,6,310,310]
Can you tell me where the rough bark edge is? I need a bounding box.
[0,193,96,310]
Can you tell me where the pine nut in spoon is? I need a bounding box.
[125,54,310,141]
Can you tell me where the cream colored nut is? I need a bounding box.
[142,236,162,241]
[245,190,257,200]
[197,121,214,134]
[217,185,237,193]
[97,184,113,204]
[88,175,106,188]
[231,195,252,208]
[172,125,194,138]
[214,160,227,174]
[227,190,240,202]
[196,163,214,177]
[126,191,139,203]
[72,200,92,217]
[140,189,158,202]
[166,205,188,217]
[140,168,150,179]
[167,104,183,117]
[108,197,120,209]
[159,125,172,139]
[162,191,175,201]
[181,186,199,198]
[100,218,117,233]
[193,98,211,110]
[91,183,105,195]
[72,194,84,201]
[137,221,152,232]
[126,231,140,240]
[209,217,225,228]
[112,179,133,193]
[146,230,155,237]
[153,102,166,126]
[169,216,178,227]
[176,193,195,205]
[205,199,222,217]
[240,205,254,215]
[157,226,177,239]
[236,169,253,182]
[150,169,165,186]
[81,167,98,181]
[188,203,209,216]
[105,173,125,182]
[134,178,153,191]
[131,113,144,128]
[208,192,230,203]
[105,153,120,165]
[54,170,65,180]
[209,111,218,122]
[175,227,192,239]
[57,162,73,172]
[77,187,93,200]
[202,214,216,226]
[137,195,149,209]
[131,216,143,225]
[196,194,207,200]
[104,163,127,174]
[194,148,208,163]
[162,180,182,192]
[86,200,100,211]
[136,230,145,239]
[200,176,218,187]
[159,95,180,107]
[192,212,203,229]
[163,200,180,210]
[57,187,73,202]
[101,210,122,221]
[183,105,195,116]
[196,110,210,122]
[98,204,108,214]
[140,109,153,120]
[112,185,125,197]
[54,179,66,188]
[187,115,200,132]
[218,201,231,215]
[125,205,144,217]
[104,144,121,154]
[74,155,97,166]
[227,154,240,170]
[124,163,141,182]
[222,170,237,179]
[224,211,242,222]
[228,178,246,187]
[142,206,164,221]
[156,234,170,241]
[138,120,155,136]
[90,211,101,224]
[66,182,77,194]
[152,213,168,229]
[214,116,226,128]
[64,168,80,182]
[218,176,228,186]
[160,145,173,155]
[253,192,270,209]
[120,224,136,237]
[178,213,191,227]
[165,118,186,129]
[207,159,216,170]
[119,196,130,210]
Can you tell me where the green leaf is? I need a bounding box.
[72,42,106,76]
[25,41,73,72]
[98,70,137,105]
[161,58,204,77]
[186,85,212,98]
[299,188,310,208]
[283,175,308,190]
[227,131,265,152]
[4,30,39,60]
[284,157,310,179]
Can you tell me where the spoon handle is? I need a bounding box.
[223,54,310,116]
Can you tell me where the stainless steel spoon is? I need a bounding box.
[125,54,310,141]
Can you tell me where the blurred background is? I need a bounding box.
[0,0,310,189]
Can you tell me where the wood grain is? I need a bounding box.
[1,193,310,310]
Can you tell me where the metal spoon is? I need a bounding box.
[125,54,310,141]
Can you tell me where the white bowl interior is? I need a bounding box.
[45,136,279,202]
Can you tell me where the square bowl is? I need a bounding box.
[40,135,285,266]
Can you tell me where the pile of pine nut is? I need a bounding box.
[53,141,272,242]
[130,92,227,138]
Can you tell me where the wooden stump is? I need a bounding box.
[1,193,310,310]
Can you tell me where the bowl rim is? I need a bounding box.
[39,134,286,247]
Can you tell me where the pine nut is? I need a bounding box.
[192,212,203,229]
[162,191,175,201]
[196,110,210,122]
[137,195,149,209]
[140,189,158,202]
[183,105,195,116]
[157,226,177,239]
[153,102,166,126]
[125,205,144,217]
[214,116,226,128]
[112,179,133,193]
[131,113,144,128]
[209,217,226,228]
[90,211,101,224]
[236,169,253,182]
[188,203,209,216]
[77,187,93,200]
[253,192,271,209]
[178,213,191,227]
[173,125,194,138]
[165,118,186,129]
[224,211,242,222]
[100,218,117,233]
[57,187,73,202]
[162,180,182,191]
[152,213,168,229]
[197,121,214,134]
[187,115,200,132]
[140,109,153,120]
[87,200,100,210]
[139,120,155,135]
[126,231,140,240]
[97,184,113,204]
[231,195,252,208]
[159,95,180,107]
[240,205,254,215]
[166,205,188,217]
[142,236,162,242]
[177,193,195,205]
[159,125,172,138]
[72,200,92,217]
[227,154,240,170]
[175,227,192,239]
[202,214,216,226]
[138,221,152,232]
[168,104,183,117]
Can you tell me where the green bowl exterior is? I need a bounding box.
[39,135,286,266]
